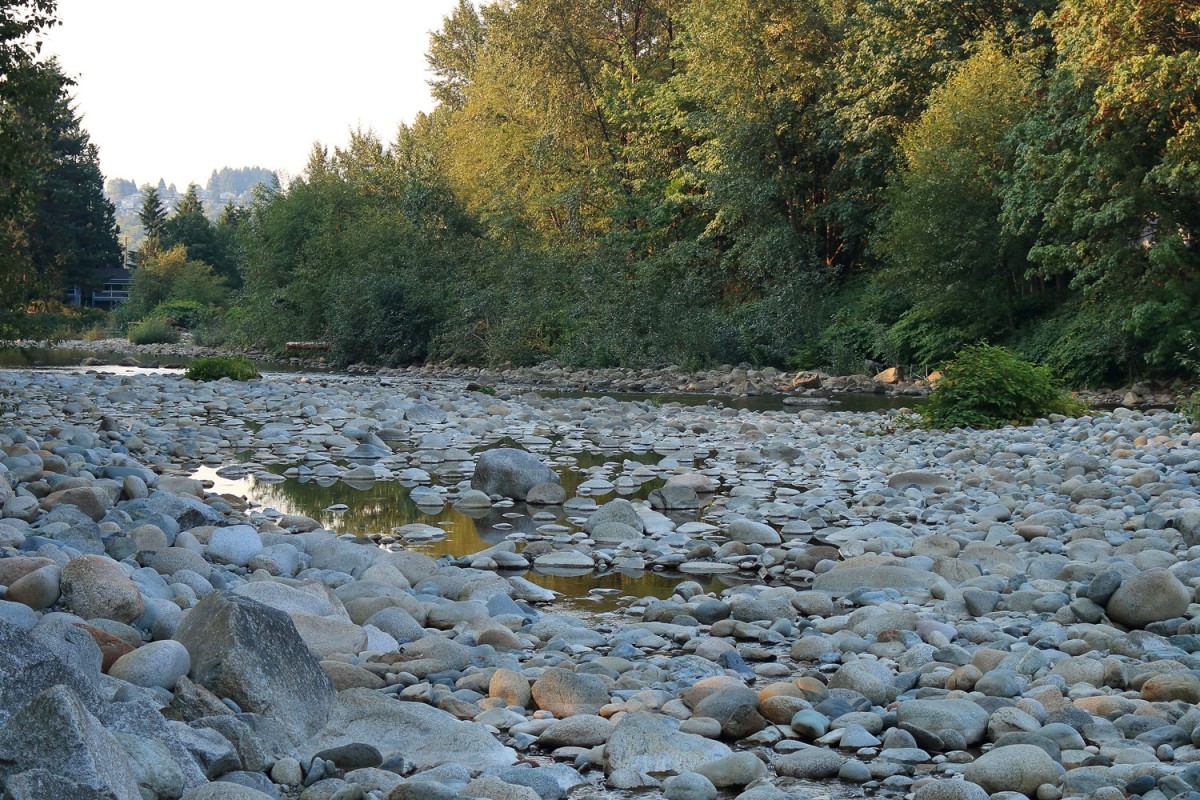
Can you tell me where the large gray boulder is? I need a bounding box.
[584,499,644,534]
[0,685,141,800]
[1105,568,1191,628]
[302,688,516,772]
[99,696,208,798]
[471,448,558,501]
[812,555,948,598]
[532,667,610,717]
[895,699,990,746]
[963,744,1064,795]
[604,712,731,776]
[0,620,100,728]
[173,591,334,739]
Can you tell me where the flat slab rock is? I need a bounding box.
[301,688,516,772]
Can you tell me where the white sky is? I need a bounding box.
[43,0,461,189]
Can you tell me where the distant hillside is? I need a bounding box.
[104,166,277,249]
[207,166,277,197]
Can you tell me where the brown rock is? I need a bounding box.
[75,623,137,671]
[60,555,144,623]
[874,367,902,385]
[0,556,54,587]
[321,660,386,691]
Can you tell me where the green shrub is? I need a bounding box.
[148,300,218,330]
[191,319,230,348]
[922,344,1087,429]
[127,318,180,345]
[184,355,259,381]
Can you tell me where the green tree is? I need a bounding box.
[25,66,122,298]
[137,185,166,246]
[161,182,225,276]
[826,0,1053,264]
[125,243,226,318]
[0,0,65,330]
[427,0,487,111]
[880,42,1040,363]
[1004,0,1200,378]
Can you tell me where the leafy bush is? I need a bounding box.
[1178,390,1200,431]
[147,300,218,330]
[191,319,230,348]
[127,318,180,345]
[922,344,1087,429]
[184,356,259,381]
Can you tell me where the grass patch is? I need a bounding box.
[184,355,259,382]
[127,318,180,345]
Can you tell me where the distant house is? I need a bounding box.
[65,266,133,308]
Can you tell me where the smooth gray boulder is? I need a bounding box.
[604,712,731,776]
[302,688,516,772]
[531,667,610,717]
[471,448,558,501]
[895,699,989,746]
[1105,568,1191,628]
[963,744,1064,795]
[584,499,644,534]
[173,591,334,739]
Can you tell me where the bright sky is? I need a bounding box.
[43,0,461,188]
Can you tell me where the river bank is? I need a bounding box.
[2,368,1200,799]
[4,336,1183,410]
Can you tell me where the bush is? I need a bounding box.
[184,356,259,381]
[922,344,1087,429]
[147,300,218,330]
[1178,390,1200,431]
[191,319,230,348]
[127,318,180,345]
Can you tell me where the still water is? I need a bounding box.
[191,452,748,611]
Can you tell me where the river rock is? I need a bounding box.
[0,620,100,727]
[963,744,1064,795]
[173,591,334,738]
[0,684,140,800]
[60,555,144,624]
[585,499,644,534]
[532,667,609,717]
[303,688,516,772]
[526,482,567,505]
[471,448,558,500]
[649,484,700,510]
[1105,568,1190,628]
[663,772,718,800]
[725,519,781,545]
[6,564,62,609]
[108,640,191,689]
[775,747,845,779]
[895,699,989,746]
[207,525,263,567]
[604,712,732,775]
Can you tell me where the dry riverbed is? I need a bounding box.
[1,368,1200,800]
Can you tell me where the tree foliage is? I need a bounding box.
[224,0,1200,384]
[0,1,121,335]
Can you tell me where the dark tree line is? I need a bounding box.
[0,0,119,334]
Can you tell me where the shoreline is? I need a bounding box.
[8,336,1183,410]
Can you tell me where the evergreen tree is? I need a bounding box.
[138,186,166,245]
[25,66,122,296]
[162,182,223,277]
[0,0,64,329]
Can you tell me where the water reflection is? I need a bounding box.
[192,451,733,610]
